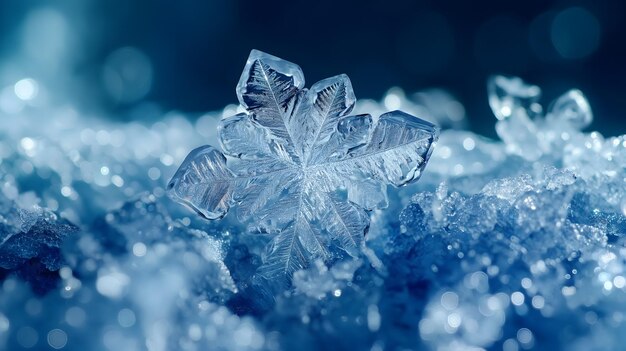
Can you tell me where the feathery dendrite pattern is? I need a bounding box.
[168,50,439,282]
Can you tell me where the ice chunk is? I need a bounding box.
[482,174,535,203]
[547,89,593,130]
[0,192,78,294]
[168,50,439,283]
[488,75,542,121]
[0,194,78,271]
[488,75,544,161]
[396,160,624,349]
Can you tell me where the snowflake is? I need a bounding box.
[168,50,439,282]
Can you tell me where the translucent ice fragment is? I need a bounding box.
[169,50,439,283]
[494,113,543,160]
[488,76,543,161]
[488,75,542,121]
[167,146,234,220]
[546,89,593,130]
[541,166,577,190]
[481,174,534,203]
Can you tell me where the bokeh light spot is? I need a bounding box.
[551,7,601,60]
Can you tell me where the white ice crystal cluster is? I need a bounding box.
[395,76,626,351]
[0,52,624,351]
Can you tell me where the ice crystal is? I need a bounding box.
[547,89,593,130]
[168,50,439,281]
[0,192,78,272]
[488,75,542,121]
[488,75,544,160]
[488,75,598,163]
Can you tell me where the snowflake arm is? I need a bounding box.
[236,49,305,162]
[167,146,235,220]
[257,226,309,284]
[296,74,356,163]
[218,113,279,160]
[313,111,439,186]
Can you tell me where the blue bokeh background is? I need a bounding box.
[0,0,623,137]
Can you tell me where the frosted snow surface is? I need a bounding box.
[0,53,625,351]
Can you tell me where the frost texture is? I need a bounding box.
[168,50,439,281]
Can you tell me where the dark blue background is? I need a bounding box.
[1,0,623,137]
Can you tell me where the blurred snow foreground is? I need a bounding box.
[0,52,624,351]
